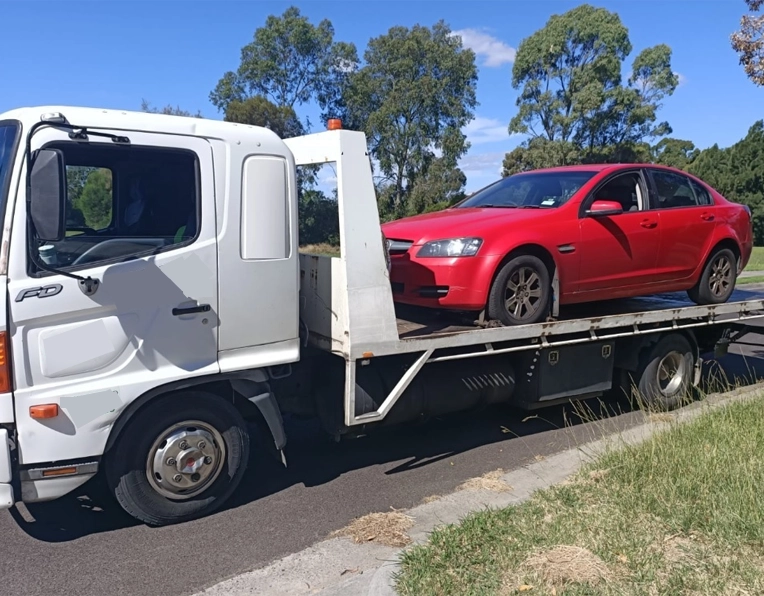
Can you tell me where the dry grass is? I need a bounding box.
[395,395,764,595]
[516,545,613,589]
[299,243,340,257]
[332,510,414,548]
[457,469,513,493]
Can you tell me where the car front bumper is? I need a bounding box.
[389,253,500,310]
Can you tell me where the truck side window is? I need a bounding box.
[32,143,199,271]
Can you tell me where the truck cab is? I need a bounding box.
[0,107,304,522]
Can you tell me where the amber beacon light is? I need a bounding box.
[327,118,342,130]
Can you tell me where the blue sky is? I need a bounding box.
[0,0,760,192]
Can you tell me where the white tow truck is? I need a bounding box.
[0,106,761,526]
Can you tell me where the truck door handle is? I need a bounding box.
[701,212,715,221]
[172,303,211,316]
[640,219,657,229]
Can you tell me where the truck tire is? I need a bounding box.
[487,254,551,326]
[105,391,250,526]
[628,333,695,411]
[687,247,736,305]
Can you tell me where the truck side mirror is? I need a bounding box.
[29,148,66,242]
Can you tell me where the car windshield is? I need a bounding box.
[458,170,598,209]
[0,123,19,241]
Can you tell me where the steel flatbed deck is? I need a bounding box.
[395,285,764,340]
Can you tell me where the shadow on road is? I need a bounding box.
[11,339,764,544]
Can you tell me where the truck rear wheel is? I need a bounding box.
[627,333,695,411]
[105,391,250,526]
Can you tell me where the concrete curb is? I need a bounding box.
[191,382,764,596]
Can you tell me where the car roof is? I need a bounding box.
[516,163,682,175]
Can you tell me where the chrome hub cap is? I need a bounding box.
[146,421,225,500]
[709,256,732,297]
[505,266,543,320]
[657,351,686,396]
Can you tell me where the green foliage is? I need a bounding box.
[342,20,478,219]
[141,99,202,118]
[75,168,113,230]
[652,137,700,169]
[689,121,764,243]
[298,189,339,245]
[210,5,358,122]
[224,96,306,138]
[505,4,677,173]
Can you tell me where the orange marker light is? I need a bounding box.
[0,331,11,393]
[30,404,59,419]
[42,467,77,477]
[327,118,342,130]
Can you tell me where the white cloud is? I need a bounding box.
[675,72,687,87]
[458,151,506,192]
[451,28,516,67]
[463,116,513,146]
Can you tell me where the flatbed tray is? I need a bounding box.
[396,284,764,340]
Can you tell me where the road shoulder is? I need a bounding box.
[191,382,764,596]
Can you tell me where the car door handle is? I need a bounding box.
[701,212,715,221]
[640,219,658,229]
[172,303,211,316]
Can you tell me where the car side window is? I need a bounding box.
[689,179,713,206]
[591,171,644,212]
[32,143,199,271]
[649,170,700,209]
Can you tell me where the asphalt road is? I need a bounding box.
[2,294,764,596]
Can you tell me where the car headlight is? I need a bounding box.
[417,237,483,258]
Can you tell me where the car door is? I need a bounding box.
[646,168,718,282]
[576,168,662,294]
[8,124,219,465]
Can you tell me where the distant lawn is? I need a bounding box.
[396,396,764,595]
[739,275,764,285]
[745,246,764,271]
[299,243,341,258]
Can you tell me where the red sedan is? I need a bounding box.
[382,164,754,326]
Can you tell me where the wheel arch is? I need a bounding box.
[696,235,742,279]
[487,243,559,296]
[103,372,284,457]
[614,329,700,374]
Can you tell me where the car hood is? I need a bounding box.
[381,207,551,244]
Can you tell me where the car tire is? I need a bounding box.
[626,333,695,412]
[105,391,250,526]
[687,247,737,305]
[487,254,551,326]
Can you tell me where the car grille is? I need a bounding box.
[385,239,413,255]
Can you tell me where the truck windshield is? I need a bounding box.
[0,124,19,233]
[458,170,597,209]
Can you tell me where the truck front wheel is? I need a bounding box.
[626,333,696,411]
[105,391,250,526]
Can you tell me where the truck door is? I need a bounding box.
[7,126,220,465]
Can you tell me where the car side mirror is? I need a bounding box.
[29,148,66,242]
[586,199,623,217]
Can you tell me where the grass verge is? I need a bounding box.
[395,395,764,595]
[745,246,764,271]
[739,275,764,285]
